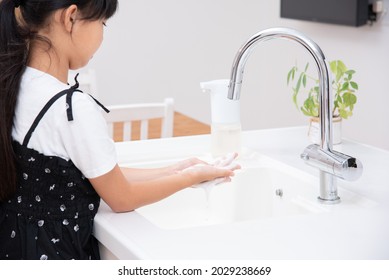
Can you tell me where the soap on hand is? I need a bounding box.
[189,152,241,189]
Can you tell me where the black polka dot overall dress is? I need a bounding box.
[0,80,109,259]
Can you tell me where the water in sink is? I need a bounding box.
[126,154,376,230]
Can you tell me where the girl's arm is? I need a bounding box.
[90,160,238,213]
[120,157,207,182]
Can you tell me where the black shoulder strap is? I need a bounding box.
[22,88,75,146]
[22,74,110,146]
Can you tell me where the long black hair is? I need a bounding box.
[0,0,118,202]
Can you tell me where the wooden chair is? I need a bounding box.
[104,98,174,141]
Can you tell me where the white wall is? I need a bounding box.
[89,0,389,150]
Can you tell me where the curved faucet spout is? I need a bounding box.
[227,27,363,204]
[228,27,332,151]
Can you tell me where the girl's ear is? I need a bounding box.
[63,4,78,33]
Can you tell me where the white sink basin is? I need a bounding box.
[123,152,376,230]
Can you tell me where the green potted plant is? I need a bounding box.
[286,60,358,144]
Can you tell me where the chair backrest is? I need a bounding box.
[104,98,174,141]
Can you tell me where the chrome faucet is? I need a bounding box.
[227,27,363,204]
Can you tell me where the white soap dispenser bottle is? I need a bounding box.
[200,79,241,157]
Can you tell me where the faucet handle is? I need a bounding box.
[301,144,363,181]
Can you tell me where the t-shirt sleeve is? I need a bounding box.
[58,93,117,178]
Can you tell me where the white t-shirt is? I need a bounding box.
[12,67,117,179]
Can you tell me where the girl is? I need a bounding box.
[0,0,239,260]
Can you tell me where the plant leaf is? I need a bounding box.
[292,90,299,110]
[296,73,303,93]
[350,81,358,90]
[341,82,349,91]
[330,60,347,83]
[337,60,347,72]
[339,109,349,119]
[287,71,291,84]
[287,68,293,85]
[304,63,309,72]
[301,107,311,117]
[330,61,337,75]
[343,92,357,106]
[337,95,342,103]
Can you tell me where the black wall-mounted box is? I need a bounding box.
[280,0,369,27]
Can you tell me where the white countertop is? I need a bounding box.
[94,127,389,259]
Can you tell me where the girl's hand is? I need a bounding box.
[168,157,207,173]
[181,164,238,185]
[170,152,240,173]
[179,153,241,185]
